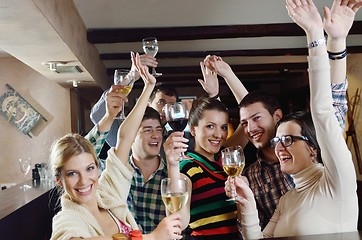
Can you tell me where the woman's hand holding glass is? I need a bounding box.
[225,175,257,211]
[221,145,245,201]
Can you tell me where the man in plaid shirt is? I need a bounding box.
[87,98,168,233]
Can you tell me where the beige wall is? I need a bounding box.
[0,57,71,185]
[347,53,362,180]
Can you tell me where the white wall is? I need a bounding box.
[0,57,71,184]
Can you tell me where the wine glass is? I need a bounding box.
[142,37,162,77]
[161,178,189,214]
[113,69,136,120]
[19,157,32,190]
[221,145,245,201]
[164,102,192,161]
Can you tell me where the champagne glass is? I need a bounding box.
[19,157,32,190]
[142,37,162,77]
[113,69,136,120]
[164,102,192,160]
[221,145,245,201]
[161,178,189,214]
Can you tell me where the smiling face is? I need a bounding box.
[239,102,281,150]
[132,118,163,160]
[57,152,98,207]
[191,109,228,160]
[274,121,316,175]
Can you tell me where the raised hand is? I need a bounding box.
[285,0,323,34]
[198,59,219,97]
[131,53,158,80]
[324,0,362,40]
[131,52,156,85]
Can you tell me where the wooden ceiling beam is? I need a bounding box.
[107,62,308,76]
[101,45,362,60]
[88,21,362,44]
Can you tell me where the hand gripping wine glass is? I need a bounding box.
[113,69,136,120]
[221,145,245,201]
[142,37,162,77]
[19,157,32,190]
[161,178,189,214]
[164,102,192,161]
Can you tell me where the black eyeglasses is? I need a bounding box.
[270,135,309,148]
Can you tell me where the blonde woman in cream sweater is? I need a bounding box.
[50,52,183,240]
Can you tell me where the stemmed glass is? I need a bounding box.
[113,69,136,120]
[19,157,32,190]
[164,102,192,161]
[161,178,189,214]
[221,145,245,201]
[142,37,162,77]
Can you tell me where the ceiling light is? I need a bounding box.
[42,61,66,71]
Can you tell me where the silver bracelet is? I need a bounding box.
[307,37,326,49]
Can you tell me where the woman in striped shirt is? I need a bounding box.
[165,97,239,240]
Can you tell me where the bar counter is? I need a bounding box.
[0,179,54,240]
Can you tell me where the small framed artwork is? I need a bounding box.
[0,84,46,137]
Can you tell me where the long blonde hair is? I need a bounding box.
[49,133,98,180]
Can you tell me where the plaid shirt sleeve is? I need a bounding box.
[331,76,348,131]
[85,124,109,172]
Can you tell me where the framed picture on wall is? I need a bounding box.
[0,84,44,137]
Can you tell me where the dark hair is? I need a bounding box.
[276,111,322,163]
[189,97,228,126]
[143,106,161,125]
[149,84,178,102]
[239,90,281,116]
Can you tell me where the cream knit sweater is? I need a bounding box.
[51,148,138,240]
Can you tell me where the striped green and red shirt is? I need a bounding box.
[180,150,239,240]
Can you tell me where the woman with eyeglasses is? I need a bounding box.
[225,0,361,238]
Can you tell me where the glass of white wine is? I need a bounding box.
[113,69,136,120]
[142,37,162,77]
[19,157,32,190]
[161,178,189,214]
[221,145,245,201]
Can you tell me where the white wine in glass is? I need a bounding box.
[19,157,32,190]
[221,145,245,201]
[113,69,136,120]
[161,178,189,214]
[142,37,162,77]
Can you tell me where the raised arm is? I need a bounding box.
[324,0,362,129]
[204,55,248,104]
[287,0,361,194]
[114,52,156,164]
